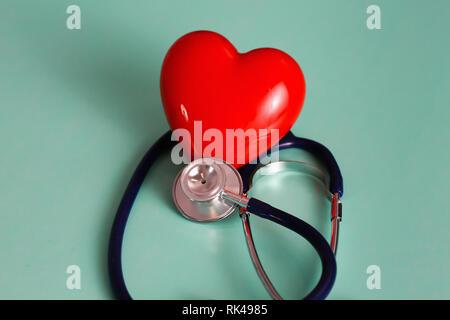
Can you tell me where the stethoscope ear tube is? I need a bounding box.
[239,131,344,198]
[245,198,337,300]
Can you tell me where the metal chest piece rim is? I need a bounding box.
[172,158,243,223]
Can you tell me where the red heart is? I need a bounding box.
[160,31,306,168]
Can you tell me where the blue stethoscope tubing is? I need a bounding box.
[108,130,344,300]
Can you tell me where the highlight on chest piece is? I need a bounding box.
[172,158,243,223]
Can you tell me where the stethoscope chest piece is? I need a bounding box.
[172,158,243,222]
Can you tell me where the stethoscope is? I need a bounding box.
[108,130,343,300]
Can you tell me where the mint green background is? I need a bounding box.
[0,0,449,299]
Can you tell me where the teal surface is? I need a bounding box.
[0,0,449,299]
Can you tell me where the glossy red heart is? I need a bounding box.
[160,31,306,168]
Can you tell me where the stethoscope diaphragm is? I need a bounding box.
[172,158,243,222]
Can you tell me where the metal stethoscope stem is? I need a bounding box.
[330,193,342,254]
[241,212,283,300]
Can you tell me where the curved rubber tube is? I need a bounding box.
[246,198,337,300]
[108,130,175,300]
[239,131,344,197]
